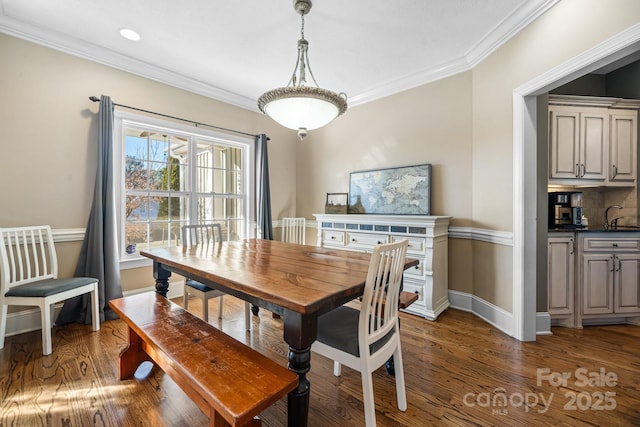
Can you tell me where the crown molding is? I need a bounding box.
[349,0,559,107]
[0,0,559,111]
[465,0,560,68]
[348,56,471,107]
[0,13,258,111]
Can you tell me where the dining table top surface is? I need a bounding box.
[141,238,418,316]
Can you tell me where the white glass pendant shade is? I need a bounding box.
[258,86,347,131]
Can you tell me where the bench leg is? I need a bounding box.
[118,326,152,380]
[208,409,262,427]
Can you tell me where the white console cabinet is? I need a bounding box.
[314,214,451,320]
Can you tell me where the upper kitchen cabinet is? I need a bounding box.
[548,95,639,187]
[549,104,607,183]
[609,110,638,185]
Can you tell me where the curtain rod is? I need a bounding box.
[89,96,260,138]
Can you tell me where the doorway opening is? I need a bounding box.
[513,24,640,341]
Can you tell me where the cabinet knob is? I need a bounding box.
[612,243,618,247]
[377,241,382,244]
[351,238,356,242]
[330,236,335,240]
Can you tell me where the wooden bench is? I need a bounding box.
[377,290,419,313]
[399,290,419,309]
[109,292,298,427]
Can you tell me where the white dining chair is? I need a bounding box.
[182,224,250,330]
[0,225,100,355]
[281,217,306,244]
[312,239,409,427]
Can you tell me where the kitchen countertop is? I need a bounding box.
[549,226,640,233]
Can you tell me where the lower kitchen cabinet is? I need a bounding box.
[314,214,451,320]
[581,254,615,315]
[577,234,640,326]
[614,254,640,313]
[548,234,575,327]
[548,232,640,328]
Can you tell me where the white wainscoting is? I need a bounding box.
[4,224,551,339]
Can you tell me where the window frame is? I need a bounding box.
[114,110,255,269]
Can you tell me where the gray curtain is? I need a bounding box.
[256,134,273,240]
[57,95,123,324]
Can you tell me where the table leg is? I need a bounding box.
[283,313,316,427]
[287,346,310,427]
[153,261,171,297]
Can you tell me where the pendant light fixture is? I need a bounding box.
[257,0,347,140]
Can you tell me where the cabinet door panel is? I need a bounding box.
[580,112,607,180]
[549,109,579,179]
[582,254,614,315]
[609,112,637,183]
[614,254,640,313]
[548,237,574,315]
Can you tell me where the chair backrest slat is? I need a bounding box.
[0,226,58,293]
[281,217,306,244]
[360,239,409,348]
[181,224,223,248]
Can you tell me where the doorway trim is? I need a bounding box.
[512,23,640,341]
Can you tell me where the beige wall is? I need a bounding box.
[469,0,640,308]
[297,72,473,223]
[2,0,639,323]
[0,33,298,302]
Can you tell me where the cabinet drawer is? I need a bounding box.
[322,230,345,246]
[391,235,427,255]
[582,237,640,252]
[345,232,388,251]
[404,259,424,277]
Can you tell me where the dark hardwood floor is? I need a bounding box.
[1,295,639,426]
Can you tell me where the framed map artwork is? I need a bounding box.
[348,164,431,215]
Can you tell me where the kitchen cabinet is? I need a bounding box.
[609,110,638,185]
[314,214,451,320]
[548,95,639,187]
[549,105,607,183]
[577,234,640,326]
[548,234,575,327]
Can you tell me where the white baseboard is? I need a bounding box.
[448,290,552,337]
[2,281,185,338]
[536,312,552,335]
[448,290,514,336]
[448,290,473,312]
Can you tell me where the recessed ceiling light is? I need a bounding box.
[119,28,140,41]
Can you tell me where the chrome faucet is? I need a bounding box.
[604,205,623,229]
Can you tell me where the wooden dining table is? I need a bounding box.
[141,238,418,427]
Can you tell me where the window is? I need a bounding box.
[114,111,255,267]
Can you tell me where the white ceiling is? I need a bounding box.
[0,0,559,111]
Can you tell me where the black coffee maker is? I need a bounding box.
[548,192,583,228]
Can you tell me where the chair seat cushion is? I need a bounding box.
[317,306,394,357]
[5,277,97,298]
[185,279,219,292]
